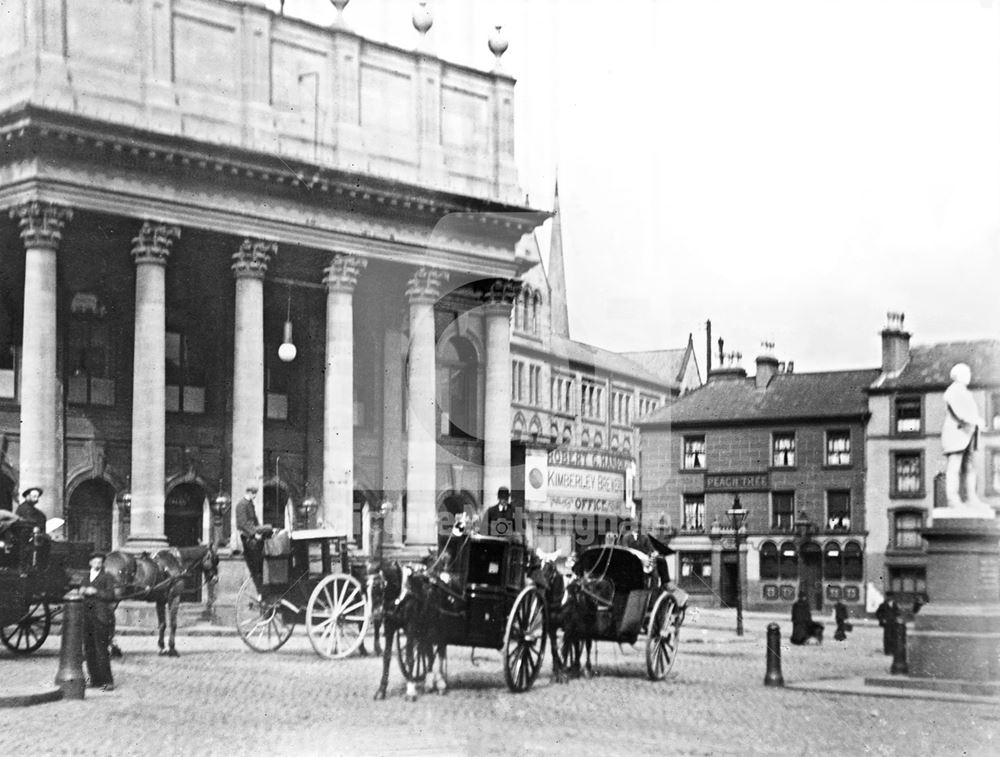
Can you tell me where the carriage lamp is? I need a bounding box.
[727,495,749,637]
[211,493,232,518]
[298,496,319,529]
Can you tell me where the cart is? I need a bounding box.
[0,522,92,654]
[564,544,688,680]
[234,529,370,659]
[397,534,548,693]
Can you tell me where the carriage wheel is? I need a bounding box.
[1,601,51,655]
[503,587,547,693]
[235,577,294,653]
[645,593,682,681]
[395,625,430,681]
[306,574,370,660]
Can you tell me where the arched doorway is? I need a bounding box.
[68,479,115,553]
[164,482,207,602]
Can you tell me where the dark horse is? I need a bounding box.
[103,544,219,656]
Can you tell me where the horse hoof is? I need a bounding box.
[110,646,123,660]
[158,649,167,656]
[405,694,418,702]
[167,649,179,658]
[374,689,386,701]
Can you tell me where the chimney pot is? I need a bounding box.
[880,311,911,374]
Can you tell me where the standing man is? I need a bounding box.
[941,363,988,510]
[484,486,519,539]
[16,486,47,532]
[81,551,116,691]
[235,485,269,590]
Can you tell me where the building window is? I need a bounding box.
[760,541,779,579]
[165,331,206,414]
[826,490,851,531]
[682,494,705,532]
[826,430,851,466]
[823,542,843,580]
[889,566,926,598]
[894,396,922,434]
[562,425,572,444]
[580,429,590,448]
[67,315,114,406]
[772,433,796,467]
[891,451,924,497]
[772,491,795,531]
[678,551,713,593]
[778,540,798,580]
[683,436,705,470]
[593,432,603,449]
[892,510,925,550]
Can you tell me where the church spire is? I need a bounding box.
[548,180,570,339]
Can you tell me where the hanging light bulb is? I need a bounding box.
[278,287,297,362]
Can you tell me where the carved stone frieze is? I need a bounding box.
[10,201,73,251]
[232,239,276,279]
[131,221,180,265]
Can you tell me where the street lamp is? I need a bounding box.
[210,492,232,548]
[727,494,749,637]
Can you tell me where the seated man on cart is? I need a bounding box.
[235,484,273,592]
[618,519,674,589]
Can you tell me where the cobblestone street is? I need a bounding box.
[2,610,997,756]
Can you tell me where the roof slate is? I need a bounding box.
[549,335,674,388]
[622,348,689,383]
[871,340,1000,391]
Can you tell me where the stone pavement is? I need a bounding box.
[2,608,997,756]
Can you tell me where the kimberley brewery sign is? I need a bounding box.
[544,448,631,516]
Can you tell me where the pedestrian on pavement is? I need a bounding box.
[81,551,116,691]
[15,486,47,532]
[833,600,852,641]
[790,591,823,645]
[235,484,270,590]
[484,486,520,539]
[875,598,899,655]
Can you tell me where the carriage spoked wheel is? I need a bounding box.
[306,574,370,659]
[645,593,682,681]
[1,601,51,654]
[235,577,294,652]
[395,625,430,681]
[503,587,548,693]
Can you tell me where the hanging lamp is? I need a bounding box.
[278,286,297,362]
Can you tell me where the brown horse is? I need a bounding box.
[103,544,219,656]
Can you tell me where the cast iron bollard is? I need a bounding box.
[764,622,785,687]
[890,620,909,675]
[54,592,86,699]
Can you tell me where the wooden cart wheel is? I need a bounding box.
[1,601,51,655]
[503,587,547,693]
[235,577,294,653]
[395,625,429,681]
[306,574,370,659]
[645,593,681,681]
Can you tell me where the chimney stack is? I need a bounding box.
[881,311,911,374]
[708,350,747,382]
[755,341,779,389]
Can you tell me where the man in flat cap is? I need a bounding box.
[81,551,116,691]
[16,486,47,532]
[235,484,270,590]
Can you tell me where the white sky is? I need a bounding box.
[275,0,1000,374]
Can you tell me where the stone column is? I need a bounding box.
[482,279,519,506]
[12,202,72,517]
[230,239,274,538]
[405,267,448,547]
[322,253,367,535]
[126,222,179,547]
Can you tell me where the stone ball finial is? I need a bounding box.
[330,0,350,21]
[413,1,434,35]
[488,24,509,62]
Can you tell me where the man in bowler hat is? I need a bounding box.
[16,486,47,532]
[484,486,519,539]
[81,551,116,691]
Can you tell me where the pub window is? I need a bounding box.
[894,396,922,434]
[67,313,114,406]
[771,491,795,531]
[826,490,851,531]
[683,436,706,470]
[165,330,206,414]
[772,432,796,467]
[891,451,923,497]
[682,494,705,532]
[823,542,843,580]
[892,510,925,550]
[843,541,863,581]
[826,430,851,466]
[778,540,798,580]
[760,541,779,579]
[678,551,712,593]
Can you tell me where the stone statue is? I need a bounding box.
[940,363,992,515]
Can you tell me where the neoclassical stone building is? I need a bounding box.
[0,0,544,597]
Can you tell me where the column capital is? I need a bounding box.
[232,239,276,279]
[405,267,449,304]
[11,201,73,251]
[131,222,180,265]
[482,277,522,312]
[323,253,368,293]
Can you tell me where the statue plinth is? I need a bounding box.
[907,516,1000,684]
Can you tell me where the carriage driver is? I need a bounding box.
[484,486,521,539]
[235,484,272,591]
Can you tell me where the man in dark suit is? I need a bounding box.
[790,591,824,645]
[235,485,270,590]
[484,486,519,539]
[81,551,116,691]
[15,486,47,532]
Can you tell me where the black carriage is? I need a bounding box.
[399,534,548,693]
[567,544,688,680]
[234,528,370,659]
[0,522,92,654]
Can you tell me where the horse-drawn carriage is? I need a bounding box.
[562,543,688,680]
[235,528,371,659]
[0,522,92,654]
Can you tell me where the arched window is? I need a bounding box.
[520,290,530,333]
[779,541,798,580]
[593,432,603,449]
[513,293,522,330]
[562,425,572,444]
[438,336,478,439]
[532,293,541,334]
[550,422,559,441]
[843,541,863,581]
[610,435,620,451]
[760,541,779,579]
[581,429,590,448]
[623,437,632,453]
[823,541,843,580]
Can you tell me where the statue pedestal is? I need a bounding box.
[907,516,1000,683]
